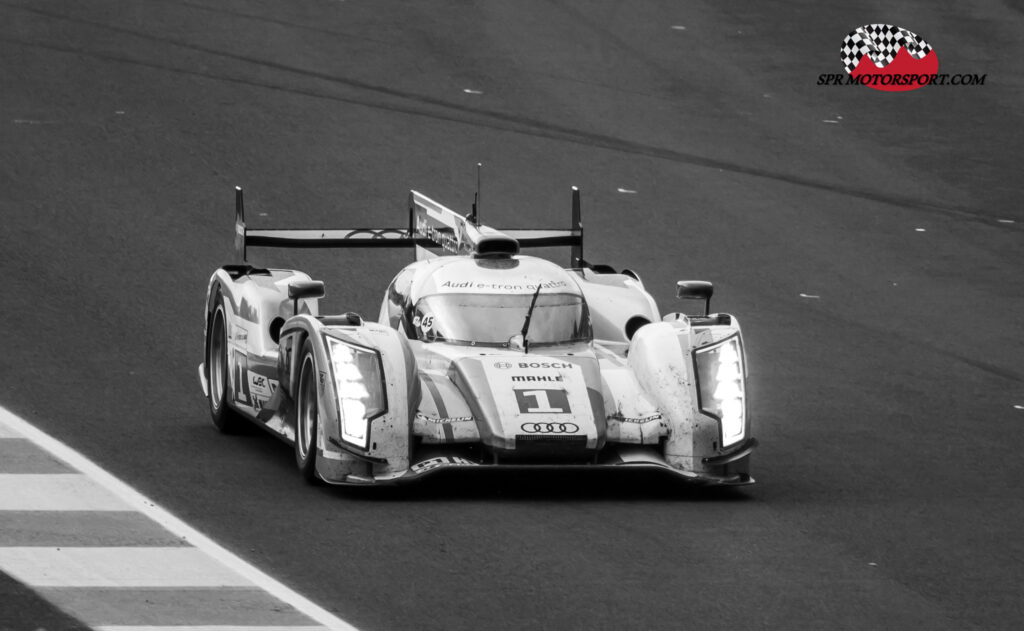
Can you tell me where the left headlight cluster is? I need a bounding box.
[325,337,387,449]
[694,336,746,448]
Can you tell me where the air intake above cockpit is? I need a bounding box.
[473,233,520,257]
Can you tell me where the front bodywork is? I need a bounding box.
[201,264,754,486]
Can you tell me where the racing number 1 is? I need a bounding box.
[232,351,248,405]
[515,389,570,414]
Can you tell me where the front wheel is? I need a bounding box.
[206,296,246,434]
[294,340,320,483]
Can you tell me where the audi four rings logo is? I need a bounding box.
[344,228,409,239]
[494,362,513,369]
[520,422,580,434]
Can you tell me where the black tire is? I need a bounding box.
[294,339,320,483]
[205,293,246,434]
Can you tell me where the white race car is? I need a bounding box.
[199,186,755,485]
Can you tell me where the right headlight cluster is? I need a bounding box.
[694,336,746,448]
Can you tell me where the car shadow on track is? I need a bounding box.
[318,469,755,503]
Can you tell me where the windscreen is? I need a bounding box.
[412,293,591,347]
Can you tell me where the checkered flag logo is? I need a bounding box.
[841,24,933,74]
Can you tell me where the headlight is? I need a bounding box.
[325,337,387,449]
[694,336,746,448]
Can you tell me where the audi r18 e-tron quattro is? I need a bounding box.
[198,185,756,485]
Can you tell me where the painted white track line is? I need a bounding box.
[0,405,358,631]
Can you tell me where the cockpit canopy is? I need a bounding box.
[411,292,591,347]
[382,255,593,348]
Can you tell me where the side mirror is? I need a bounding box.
[676,280,713,316]
[288,280,325,300]
[288,280,325,316]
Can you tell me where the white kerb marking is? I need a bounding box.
[799,293,820,299]
[462,88,482,94]
[823,119,839,124]
[0,474,132,511]
[670,25,686,30]
[915,228,926,232]
[616,188,637,194]
[0,405,358,631]
[1014,405,1024,410]
[0,547,253,587]
[998,219,1015,224]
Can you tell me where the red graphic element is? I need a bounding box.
[851,47,939,92]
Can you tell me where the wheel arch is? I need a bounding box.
[203,280,227,382]
[202,275,248,433]
[277,316,321,399]
[284,319,421,483]
[205,268,241,317]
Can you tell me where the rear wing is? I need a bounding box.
[233,186,584,266]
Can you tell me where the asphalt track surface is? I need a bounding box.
[1,1,1022,629]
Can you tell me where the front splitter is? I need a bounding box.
[324,443,755,487]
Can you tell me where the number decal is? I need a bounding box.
[515,389,571,414]
[233,351,247,403]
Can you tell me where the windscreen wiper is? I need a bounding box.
[519,283,544,354]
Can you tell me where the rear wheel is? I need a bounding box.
[206,295,246,433]
[294,340,320,483]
